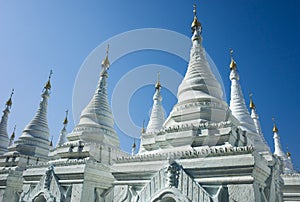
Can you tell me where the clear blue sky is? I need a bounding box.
[0,1,299,170]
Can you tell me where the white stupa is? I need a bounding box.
[11,71,52,160]
[67,46,120,148]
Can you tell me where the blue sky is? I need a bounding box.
[0,1,299,169]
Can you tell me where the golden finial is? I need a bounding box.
[63,110,68,125]
[286,145,291,157]
[11,125,16,140]
[272,117,278,133]
[229,48,237,70]
[5,89,14,108]
[191,4,201,31]
[44,70,53,90]
[249,93,256,109]
[155,72,161,90]
[141,119,146,134]
[102,44,110,68]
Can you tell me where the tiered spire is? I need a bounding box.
[67,46,120,148]
[164,5,229,128]
[13,71,52,159]
[0,89,14,155]
[249,93,270,153]
[272,119,285,157]
[146,72,165,133]
[229,49,256,133]
[272,119,295,173]
[56,110,68,147]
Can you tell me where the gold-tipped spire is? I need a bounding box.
[191,4,201,31]
[229,48,237,70]
[44,70,53,90]
[11,125,16,140]
[102,44,110,68]
[249,93,256,109]
[5,89,14,108]
[155,72,161,90]
[141,119,146,134]
[272,117,278,133]
[63,110,68,125]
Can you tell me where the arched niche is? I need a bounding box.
[33,193,47,202]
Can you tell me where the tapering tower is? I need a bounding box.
[273,120,285,157]
[56,110,68,147]
[285,148,295,173]
[67,46,120,148]
[229,50,256,133]
[272,120,294,173]
[146,72,165,133]
[0,89,14,155]
[164,5,230,128]
[138,121,146,153]
[249,94,271,153]
[12,71,52,160]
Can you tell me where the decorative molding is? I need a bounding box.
[116,146,254,163]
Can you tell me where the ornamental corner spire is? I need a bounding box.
[56,110,69,147]
[146,74,165,133]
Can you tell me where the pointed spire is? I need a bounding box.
[155,72,161,90]
[49,136,53,147]
[229,49,237,70]
[131,138,136,156]
[272,118,279,133]
[141,119,146,134]
[44,70,53,91]
[249,93,271,153]
[286,145,291,158]
[9,125,16,147]
[249,93,255,109]
[229,49,256,133]
[272,118,285,157]
[13,71,52,159]
[67,48,120,147]
[272,119,295,173]
[0,89,14,155]
[139,120,146,153]
[146,73,165,133]
[56,110,68,147]
[284,145,295,173]
[164,4,228,129]
[5,89,14,109]
[191,4,202,32]
[101,44,110,70]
